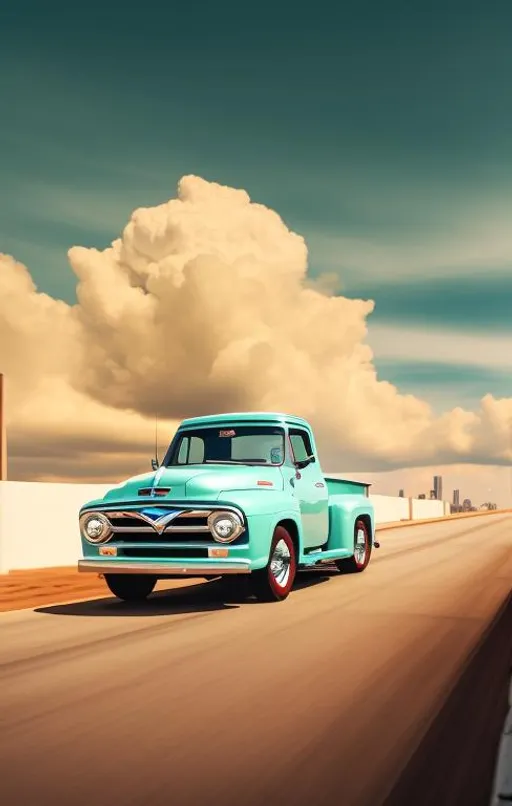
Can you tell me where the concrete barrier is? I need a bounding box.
[0,481,111,573]
[369,493,410,523]
[411,497,444,519]
[489,669,512,804]
[0,480,457,573]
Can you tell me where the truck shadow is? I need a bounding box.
[34,569,335,617]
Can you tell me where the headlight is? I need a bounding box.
[207,510,244,543]
[79,512,112,544]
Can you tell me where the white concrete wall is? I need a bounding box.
[0,481,111,573]
[411,497,444,520]
[0,480,452,573]
[370,494,410,523]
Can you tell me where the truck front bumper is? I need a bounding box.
[77,559,251,576]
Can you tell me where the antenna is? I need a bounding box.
[151,413,160,471]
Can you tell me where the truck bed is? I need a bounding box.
[325,476,371,497]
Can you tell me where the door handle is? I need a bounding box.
[315,482,325,488]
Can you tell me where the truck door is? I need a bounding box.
[288,428,329,549]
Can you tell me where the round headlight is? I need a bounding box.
[207,511,244,543]
[80,512,112,544]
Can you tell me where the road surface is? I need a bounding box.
[1,514,512,806]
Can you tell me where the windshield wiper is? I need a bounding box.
[204,459,270,465]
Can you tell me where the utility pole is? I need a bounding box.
[0,374,7,480]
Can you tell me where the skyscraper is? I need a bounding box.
[453,489,460,509]
[433,475,443,500]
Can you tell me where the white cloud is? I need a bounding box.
[310,224,512,286]
[10,181,137,237]
[1,174,512,483]
[367,324,512,369]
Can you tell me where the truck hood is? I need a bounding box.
[101,464,284,503]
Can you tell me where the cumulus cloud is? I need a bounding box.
[1,174,511,482]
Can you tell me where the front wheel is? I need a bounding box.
[104,573,157,602]
[335,519,371,574]
[249,525,297,602]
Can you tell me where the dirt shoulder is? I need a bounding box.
[0,567,108,612]
[1,510,509,613]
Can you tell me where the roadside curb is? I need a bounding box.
[382,591,512,805]
[489,671,512,804]
[376,509,511,532]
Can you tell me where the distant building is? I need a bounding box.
[398,489,404,497]
[453,489,460,508]
[418,493,426,499]
[462,498,472,512]
[429,490,436,499]
[433,475,443,500]
[480,502,498,511]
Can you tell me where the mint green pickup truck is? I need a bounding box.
[77,412,378,602]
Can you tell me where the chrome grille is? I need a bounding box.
[105,509,211,535]
[112,531,209,544]
[84,506,247,546]
[108,515,145,529]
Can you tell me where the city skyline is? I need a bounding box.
[395,476,496,510]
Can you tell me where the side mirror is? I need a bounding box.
[295,455,316,470]
[151,458,159,471]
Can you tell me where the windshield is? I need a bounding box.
[164,425,285,467]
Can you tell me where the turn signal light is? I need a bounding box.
[99,546,117,556]
[257,480,273,487]
[208,547,229,558]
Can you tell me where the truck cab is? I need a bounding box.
[77,412,376,602]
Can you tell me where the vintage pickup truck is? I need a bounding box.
[77,412,378,602]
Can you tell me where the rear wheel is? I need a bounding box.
[249,525,297,602]
[335,519,371,574]
[104,574,157,602]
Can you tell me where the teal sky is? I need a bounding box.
[1,1,511,411]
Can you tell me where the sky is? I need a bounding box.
[0,1,511,505]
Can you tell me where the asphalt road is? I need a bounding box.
[1,514,512,806]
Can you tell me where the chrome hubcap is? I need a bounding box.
[270,539,292,588]
[354,528,367,565]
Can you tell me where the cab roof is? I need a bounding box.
[178,411,311,429]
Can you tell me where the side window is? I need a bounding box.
[289,429,313,463]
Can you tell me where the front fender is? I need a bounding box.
[79,496,108,514]
[220,490,303,570]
